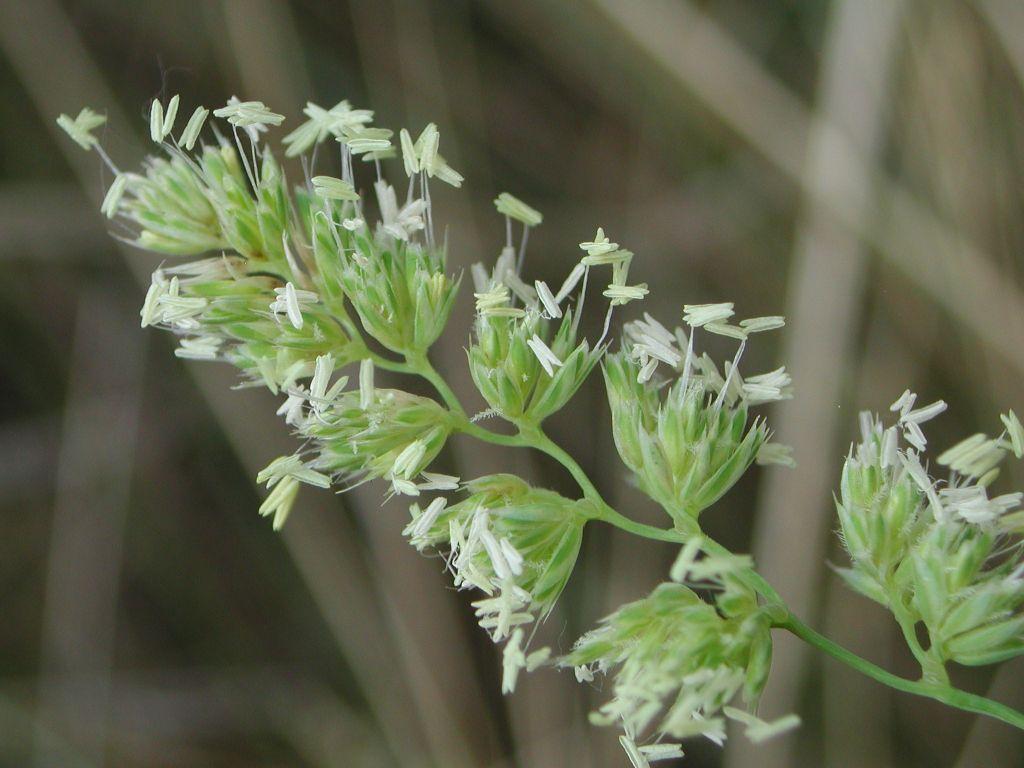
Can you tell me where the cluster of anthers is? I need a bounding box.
[59,91,1024,765]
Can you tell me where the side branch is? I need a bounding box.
[399,355,1024,733]
[782,615,1024,731]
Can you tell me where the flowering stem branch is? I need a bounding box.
[403,353,464,414]
[364,350,414,375]
[404,353,528,448]
[459,420,528,447]
[395,359,1024,731]
[600,498,1022,727]
[781,614,1024,730]
[517,424,604,504]
[514,428,1024,729]
[592,502,785,606]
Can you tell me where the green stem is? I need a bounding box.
[783,614,1024,730]
[588,503,689,542]
[592,501,784,607]
[517,424,603,503]
[892,603,949,685]
[403,352,528,448]
[514,423,789,609]
[365,350,413,375]
[404,353,466,416]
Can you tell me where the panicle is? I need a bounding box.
[64,85,1024,760]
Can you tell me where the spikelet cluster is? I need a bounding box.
[564,540,798,758]
[604,307,791,528]
[406,475,585,630]
[836,395,1024,674]
[466,223,648,427]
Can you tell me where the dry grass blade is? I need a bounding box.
[585,0,1024,379]
[34,289,144,765]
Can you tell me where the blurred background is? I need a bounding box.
[3,0,1024,765]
